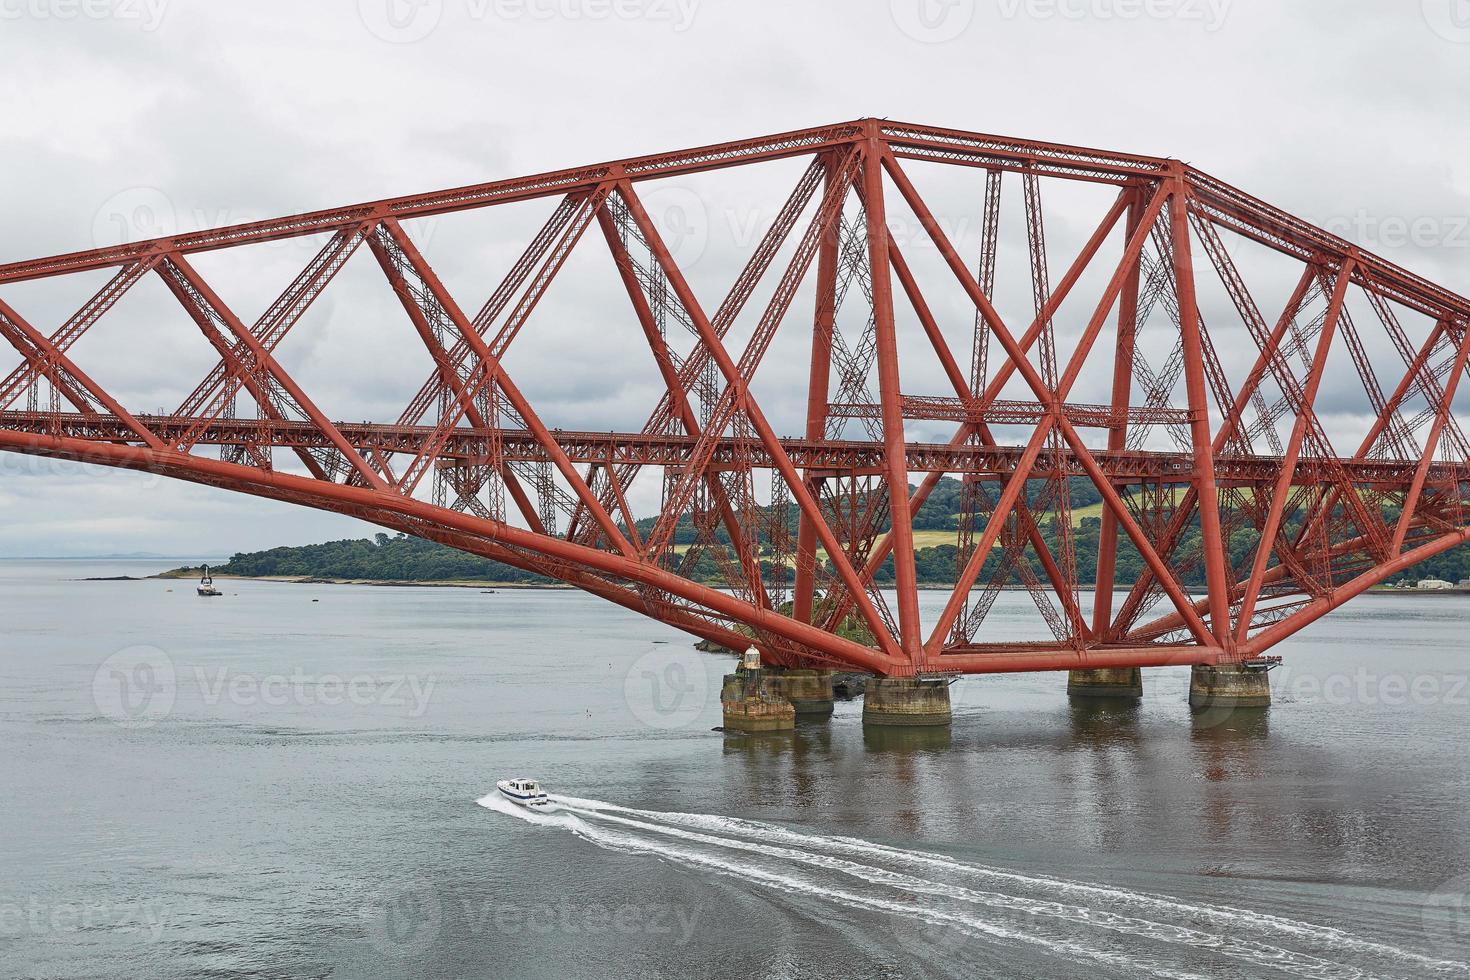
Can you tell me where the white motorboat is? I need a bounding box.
[496,778,549,808]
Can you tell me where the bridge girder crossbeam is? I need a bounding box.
[2,117,1469,676]
[0,411,1462,490]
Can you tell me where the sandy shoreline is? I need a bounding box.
[143,572,572,590]
[92,572,1470,596]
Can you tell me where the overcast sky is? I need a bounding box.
[1,0,1467,557]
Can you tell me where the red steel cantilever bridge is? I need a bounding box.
[1,118,1468,679]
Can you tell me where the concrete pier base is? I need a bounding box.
[862,677,953,727]
[764,669,836,718]
[1188,664,1272,710]
[1067,667,1143,700]
[720,671,795,732]
[721,696,796,732]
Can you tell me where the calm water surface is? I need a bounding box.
[2,559,1469,978]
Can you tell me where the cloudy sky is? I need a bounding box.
[1,0,1467,557]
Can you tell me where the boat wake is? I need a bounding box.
[476,792,1469,979]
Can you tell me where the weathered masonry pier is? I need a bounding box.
[1067,667,1144,700]
[1188,663,1273,710]
[718,650,1274,733]
[861,677,954,727]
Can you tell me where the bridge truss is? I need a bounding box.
[1,118,1467,677]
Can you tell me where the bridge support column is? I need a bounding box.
[862,677,952,727]
[1188,664,1271,711]
[720,667,795,733]
[1067,667,1143,700]
[764,668,836,719]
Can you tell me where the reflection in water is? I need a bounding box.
[1066,698,1142,743]
[720,729,794,758]
[1190,703,1272,738]
[860,724,955,836]
[1188,706,1274,843]
[720,724,832,804]
[709,680,1408,893]
[9,564,1470,979]
[861,724,954,754]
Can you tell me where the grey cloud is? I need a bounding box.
[1,1,1466,554]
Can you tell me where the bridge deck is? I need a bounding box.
[1,411,1461,489]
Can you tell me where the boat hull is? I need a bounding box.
[496,780,549,808]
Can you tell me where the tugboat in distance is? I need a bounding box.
[197,565,222,598]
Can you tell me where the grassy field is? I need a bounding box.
[668,488,1188,556]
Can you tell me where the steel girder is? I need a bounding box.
[2,118,1469,677]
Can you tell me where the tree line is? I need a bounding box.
[190,477,1470,588]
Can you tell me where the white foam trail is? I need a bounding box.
[554,802,1370,980]
[478,793,1206,979]
[479,792,1470,979]
[558,795,1470,977]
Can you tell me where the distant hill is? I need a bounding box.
[168,534,555,585]
[163,476,1470,588]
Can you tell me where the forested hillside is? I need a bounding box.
[173,476,1470,587]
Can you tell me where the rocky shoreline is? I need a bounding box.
[149,570,571,589]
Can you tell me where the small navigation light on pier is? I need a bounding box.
[740,647,762,671]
